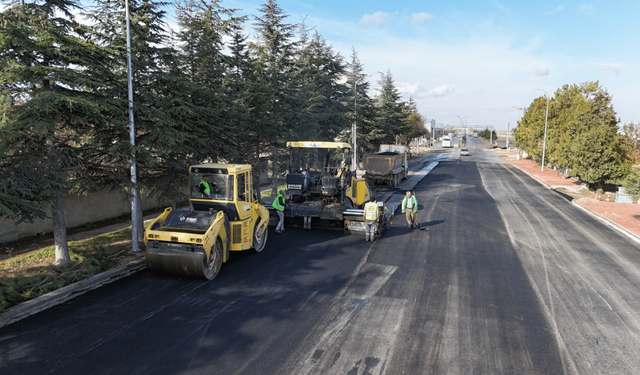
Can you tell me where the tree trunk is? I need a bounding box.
[255,142,262,198]
[51,192,70,266]
[136,188,144,244]
[271,147,279,196]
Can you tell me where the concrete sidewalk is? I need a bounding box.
[494,148,640,245]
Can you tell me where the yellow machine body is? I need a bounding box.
[144,163,269,280]
[345,176,372,207]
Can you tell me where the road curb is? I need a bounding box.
[570,201,640,246]
[507,161,640,246]
[0,257,146,328]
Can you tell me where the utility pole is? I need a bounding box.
[535,89,550,172]
[352,81,357,171]
[506,122,509,150]
[125,0,140,252]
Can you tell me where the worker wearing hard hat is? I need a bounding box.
[401,191,419,232]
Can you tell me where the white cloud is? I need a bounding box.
[525,62,549,76]
[428,85,457,97]
[579,4,596,12]
[590,62,622,76]
[359,11,389,26]
[412,12,434,23]
[549,5,564,13]
[397,82,422,96]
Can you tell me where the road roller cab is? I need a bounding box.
[144,164,269,280]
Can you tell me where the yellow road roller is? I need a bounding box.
[144,163,269,280]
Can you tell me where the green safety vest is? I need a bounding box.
[364,202,378,221]
[272,193,285,211]
[199,180,210,195]
[402,195,418,213]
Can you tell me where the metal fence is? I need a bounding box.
[615,187,634,203]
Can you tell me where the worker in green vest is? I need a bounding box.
[363,197,379,241]
[198,176,210,196]
[272,189,286,233]
[401,190,419,231]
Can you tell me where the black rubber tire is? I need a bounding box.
[253,220,268,253]
[203,238,223,280]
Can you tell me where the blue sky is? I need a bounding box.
[216,0,640,131]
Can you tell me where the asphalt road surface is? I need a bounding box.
[2,143,640,375]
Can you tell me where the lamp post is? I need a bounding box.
[511,106,524,151]
[534,89,550,172]
[125,0,140,252]
[352,81,357,171]
[352,75,370,171]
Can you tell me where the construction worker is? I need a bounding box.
[198,176,210,196]
[363,197,379,241]
[272,189,286,233]
[401,191,419,232]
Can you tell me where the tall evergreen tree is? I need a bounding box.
[291,27,349,141]
[89,0,198,206]
[375,70,407,145]
[174,0,242,163]
[553,82,628,185]
[516,81,629,186]
[250,0,298,193]
[0,0,119,265]
[340,48,381,156]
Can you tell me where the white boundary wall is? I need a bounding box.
[0,189,165,243]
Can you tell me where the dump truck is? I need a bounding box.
[279,141,372,231]
[362,151,408,187]
[362,148,408,187]
[144,163,269,280]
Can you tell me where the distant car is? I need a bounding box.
[460,148,470,156]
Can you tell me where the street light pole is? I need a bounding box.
[352,81,357,171]
[534,89,550,172]
[125,0,140,252]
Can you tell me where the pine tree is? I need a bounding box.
[340,48,381,155]
[250,0,298,194]
[516,81,630,186]
[553,82,628,185]
[291,27,349,141]
[174,0,243,163]
[374,70,407,145]
[0,0,119,265]
[89,0,200,207]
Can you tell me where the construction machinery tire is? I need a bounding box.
[253,220,268,253]
[203,238,223,280]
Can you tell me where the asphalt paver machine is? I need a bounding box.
[281,141,372,230]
